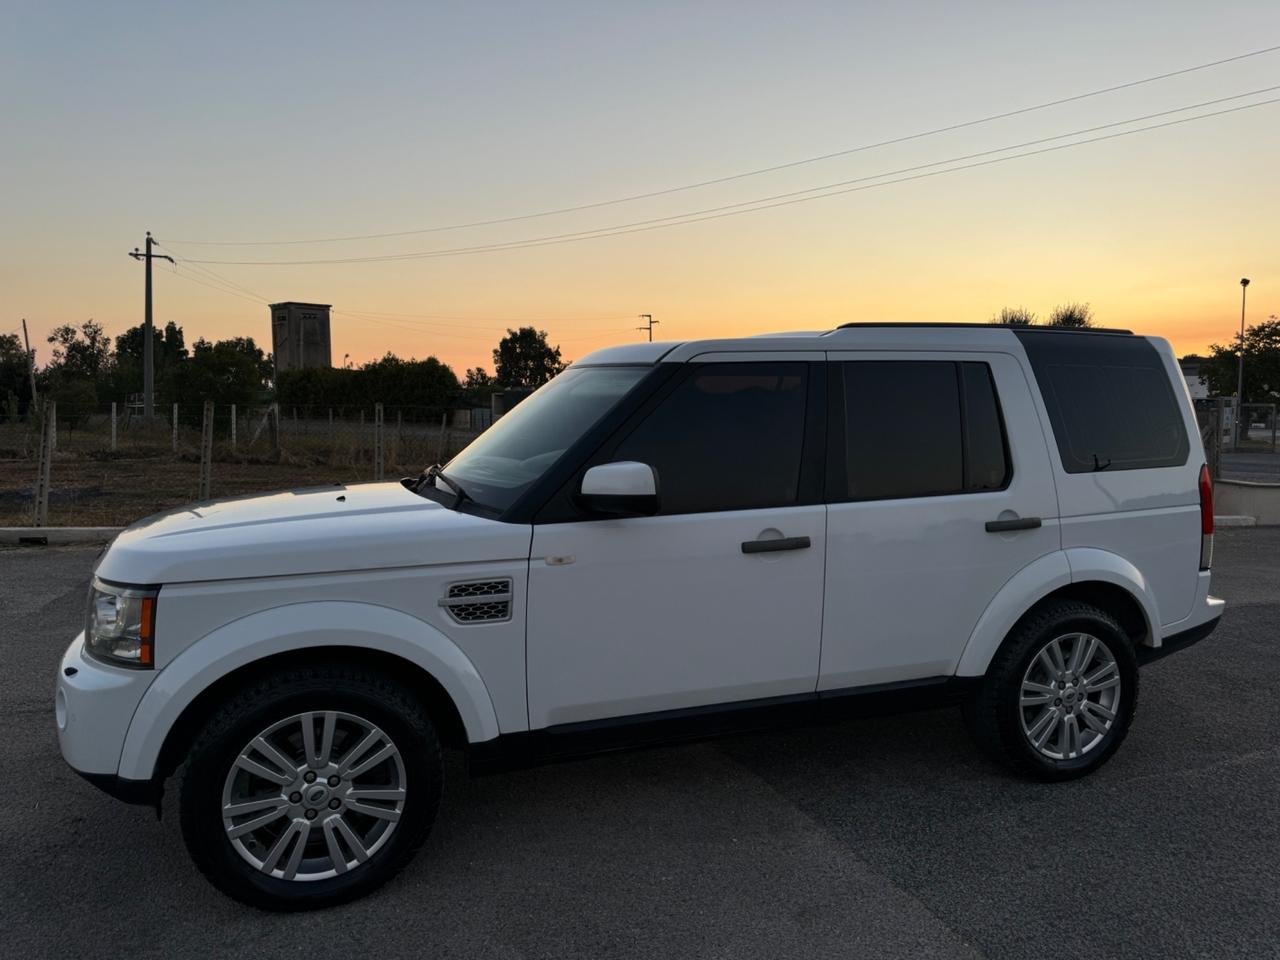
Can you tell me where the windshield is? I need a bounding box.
[442,365,648,513]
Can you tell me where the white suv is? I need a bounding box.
[57,324,1223,909]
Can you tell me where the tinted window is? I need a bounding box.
[960,362,1009,491]
[611,362,808,514]
[841,360,1008,500]
[1015,331,1189,473]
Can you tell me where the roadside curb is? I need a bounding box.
[1,527,123,545]
[1214,515,1258,528]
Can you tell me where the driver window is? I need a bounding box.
[610,362,808,515]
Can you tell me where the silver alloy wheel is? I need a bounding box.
[1019,632,1122,761]
[221,711,407,881]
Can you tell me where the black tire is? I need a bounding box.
[179,663,442,911]
[963,600,1139,782]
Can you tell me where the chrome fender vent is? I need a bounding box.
[439,579,513,624]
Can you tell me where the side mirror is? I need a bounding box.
[578,461,660,517]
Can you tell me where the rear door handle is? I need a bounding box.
[985,517,1042,533]
[741,536,811,554]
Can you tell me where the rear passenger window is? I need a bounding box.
[612,362,808,514]
[840,360,1009,500]
[1015,331,1190,473]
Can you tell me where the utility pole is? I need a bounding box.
[1237,278,1249,446]
[20,318,38,410]
[129,232,174,419]
[637,313,658,342]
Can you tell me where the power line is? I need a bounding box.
[179,92,1280,267]
[160,43,1280,247]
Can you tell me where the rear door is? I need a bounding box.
[819,351,1059,690]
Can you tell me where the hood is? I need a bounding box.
[95,482,530,585]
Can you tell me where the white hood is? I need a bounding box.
[94,482,531,585]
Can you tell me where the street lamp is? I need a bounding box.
[1236,278,1249,446]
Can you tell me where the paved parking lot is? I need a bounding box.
[2,530,1277,960]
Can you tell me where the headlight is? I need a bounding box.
[85,578,158,669]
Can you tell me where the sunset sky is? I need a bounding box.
[4,1,1279,375]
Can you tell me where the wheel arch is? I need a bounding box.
[117,601,501,782]
[956,549,1159,677]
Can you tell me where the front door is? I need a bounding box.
[526,358,826,729]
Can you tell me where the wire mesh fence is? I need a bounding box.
[0,401,486,527]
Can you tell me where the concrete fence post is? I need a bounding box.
[269,403,281,460]
[374,403,385,481]
[199,400,214,500]
[110,401,117,452]
[32,400,56,527]
[230,402,237,452]
[435,412,448,464]
[172,402,179,453]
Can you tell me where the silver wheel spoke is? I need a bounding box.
[322,818,348,875]
[335,730,380,776]
[251,736,297,778]
[260,820,304,874]
[1087,701,1116,722]
[346,800,401,822]
[235,754,293,787]
[345,742,396,779]
[1085,662,1118,688]
[224,796,288,817]
[1079,703,1111,736]
[332,815,370,864]
[227,805,289,838]
[1070,635,1097,674]
[1028,707,1058,747]
[281,821,312,880]
[348,787,406,801]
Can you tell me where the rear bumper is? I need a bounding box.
[1139,605,1223,665]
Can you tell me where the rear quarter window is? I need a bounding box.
[1015,331,1189,473]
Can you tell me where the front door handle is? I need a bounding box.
[741,536,811,554]
[985,517,1042,533]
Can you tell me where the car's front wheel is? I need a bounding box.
[179,664,442,910]
[964,600,1139,781]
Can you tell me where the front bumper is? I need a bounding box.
[56,633,156,782]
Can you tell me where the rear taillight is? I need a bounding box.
[1199,464,1214,570]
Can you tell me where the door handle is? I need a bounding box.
[741,536,811,554]
[985,517,1042,533]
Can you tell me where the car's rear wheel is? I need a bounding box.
[964,600,1139,781]
[179,664,442,910]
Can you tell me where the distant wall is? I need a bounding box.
[1215,480,1280,526]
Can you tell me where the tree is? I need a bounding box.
[1047,303,1094,328]
[0,333,34,420]
[990,307,1037,326]
[461,366,495,405]
[1199,317,1280,403]
[167,336,274,411]
[45,319,112,382]
[493,327,565,389]
[41,320,112,419]
[110,320,188,400]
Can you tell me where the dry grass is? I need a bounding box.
[0,417,479,527]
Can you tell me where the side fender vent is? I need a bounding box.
[439,579,513,624]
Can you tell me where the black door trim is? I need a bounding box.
[469,675,979,775]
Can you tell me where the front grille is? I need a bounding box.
[439,579,512,624]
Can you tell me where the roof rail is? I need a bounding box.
[831,322,1135,335]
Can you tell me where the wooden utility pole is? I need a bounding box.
[128,232,174,419]
[20,319,38,409]
[637,313,658,342]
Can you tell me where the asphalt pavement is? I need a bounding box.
[1,530,1277,960]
